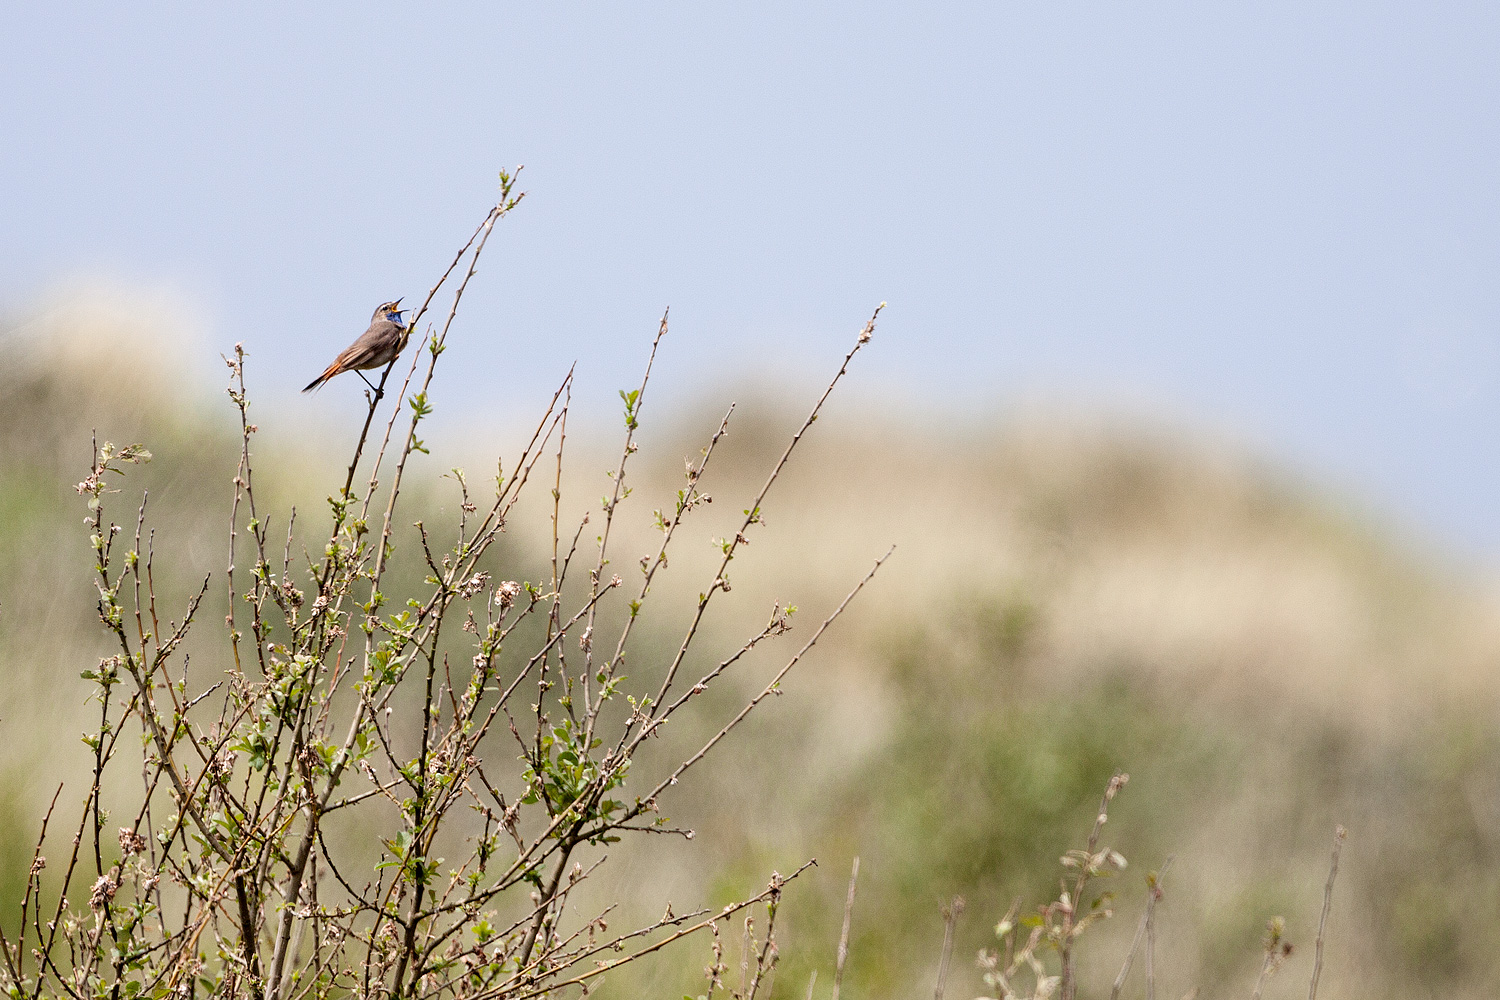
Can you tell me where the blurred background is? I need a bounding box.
[5,5,1500,997]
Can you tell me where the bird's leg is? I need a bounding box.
[357,371,383,399]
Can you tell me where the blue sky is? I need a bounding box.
[5,5,1500,557]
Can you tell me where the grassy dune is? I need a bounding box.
[3,300,1500,997]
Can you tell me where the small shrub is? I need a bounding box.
[5,173,890,1000]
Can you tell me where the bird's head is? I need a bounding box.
[373,298,406,324]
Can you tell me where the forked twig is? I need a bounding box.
[1112,857,1173,1000]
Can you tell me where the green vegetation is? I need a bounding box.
[4,285,1500,997]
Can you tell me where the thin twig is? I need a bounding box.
[1308,826,1346,1000]
[1146,858,1173,1000]
[645,305,884,719]
[1113,857,1174,1000]
[623,547,894,820]
[933,896,964,1000]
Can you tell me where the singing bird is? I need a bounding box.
[302,300,411,393]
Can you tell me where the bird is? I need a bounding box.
[302,300,411,393]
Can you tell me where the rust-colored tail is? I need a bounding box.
[302,361,341,393]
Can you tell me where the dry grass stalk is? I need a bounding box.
[830,855,860,1000]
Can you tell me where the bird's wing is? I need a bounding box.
[301,320,409,392]
[338,322,399,370]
